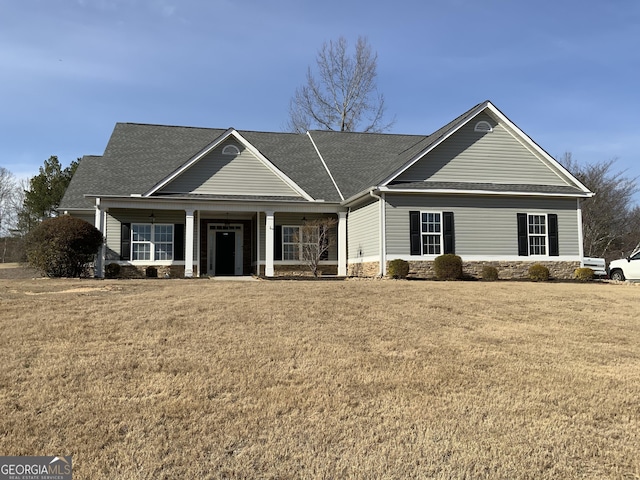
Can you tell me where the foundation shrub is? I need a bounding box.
[481,265,499,281]
[104,263,121,279]
[387,259,410,279]
[574,267,595,282]
[24,216,103,277]
[145,266,158,278]
[528,263,550,282]
[434,254,463,280]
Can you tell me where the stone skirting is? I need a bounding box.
[406,260,581,280]
[258,264,339,277]
[109,264,194,279]
[348,261,381,277]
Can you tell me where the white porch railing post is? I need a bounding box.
[94,198,105,278]
[337,211,347,276]
[265,210,275,277]
[185,209,195,277]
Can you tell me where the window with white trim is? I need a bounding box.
[528,214,547,255]
[474,120,493,133]
[282,226,300,260]
[131,224,174,261]
[222,144,240,155]
[421,212,442,255]
[282,225,319,260]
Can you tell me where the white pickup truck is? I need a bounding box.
[581,257,607,278]
[608,250,640,281]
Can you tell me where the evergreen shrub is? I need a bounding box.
[434,254,463,280]
[387,259,410,279]
[25,216,103,277]
[528,263,550,282]
[104,263,121,279]
[574,267,595,282]
[481,265,499,281]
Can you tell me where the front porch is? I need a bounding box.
[94,202,347,278]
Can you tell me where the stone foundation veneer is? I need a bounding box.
[348,262,381,277]
[406,260,581,280]
[114,265,193,279]
[258,265,339,277]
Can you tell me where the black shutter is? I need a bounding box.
[443,212,454,254]
[409,211,421,255]
[517,213,528,256]
[548,214,559,256]
[120,223,131,260]
[174,224,185,261]
[274,225,282,261]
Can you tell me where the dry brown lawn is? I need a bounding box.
[0,277,638,479]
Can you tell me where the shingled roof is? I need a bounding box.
[60,100,589,211]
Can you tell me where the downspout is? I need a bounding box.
[369,189,386,277]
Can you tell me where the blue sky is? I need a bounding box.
[1,0,639,199]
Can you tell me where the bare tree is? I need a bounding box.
[560,153,640,261]
[295,217,338,277]
[0,167,19,237]
[287,36,394,133]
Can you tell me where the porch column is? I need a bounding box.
[94,198,105,278]
[337,211,347,276]
[185,208,194,277]
[265,210,275,277]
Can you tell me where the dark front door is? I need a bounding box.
[215,231,235,275]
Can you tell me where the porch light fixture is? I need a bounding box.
[149,211,155,224]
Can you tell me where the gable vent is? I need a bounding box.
[474,121,493,133]
[222,144,240,155]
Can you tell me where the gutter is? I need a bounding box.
[369,189,386,277]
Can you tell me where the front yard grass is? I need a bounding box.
[0,278,638,479]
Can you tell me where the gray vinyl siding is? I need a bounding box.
[385,195,580,257]
[105,209,189,261]
[347,200,380,260]
[74,213,95,226]
[396,113,570,186]
[159,140,301,197]
[258,212,338,262]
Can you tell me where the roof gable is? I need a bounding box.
[382,101,591,196]
[394,111,570,186]
[155,134,307,198]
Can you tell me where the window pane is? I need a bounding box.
[528,215,546,235]
[155,243,173,260]
[154,225,173,243]
[283,226,297,243]
[283,244,299,260]
[529,236,546,255]
[133,243,150,260]
[422,234,441,255]
[132,224,151,241]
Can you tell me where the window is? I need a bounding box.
[517,213,559,257]
[132,224,151,260]
[409,211,454,256]
[528,214,547,255]
[421,212,442,255]
[131,224,173,261]
[281,225,319,261]
[282,226,300,260]
[222,144,240,155]
[153,224,174,260]
[474,120,493,133]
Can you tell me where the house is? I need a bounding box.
[59,101,594,279]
